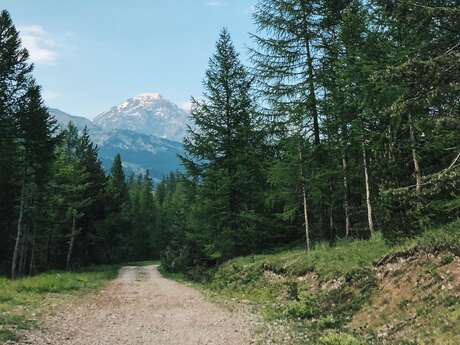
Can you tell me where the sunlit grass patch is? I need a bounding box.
[0,265,119,341]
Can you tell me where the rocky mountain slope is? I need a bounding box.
[93,93,188,142]
[48,93,188,179]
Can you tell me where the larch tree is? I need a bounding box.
[182,29,266,260]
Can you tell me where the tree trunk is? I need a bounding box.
[302,182,310,252]
[342,151,352,239]
[11,180,26,280]
[298,145,310,251]
[362,140,375,236]
[45,233,52,268]
[329,184,335,244]
[29,225,36,275]
[299,1,320,146]
[305,38,320,146]
[408,113,422,193]
[66,209,77,272]
[18,225,28,276]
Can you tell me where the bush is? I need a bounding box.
[285,294,320,319]
[441,253,454,265]
[319,331,365,345]
[415,219,460,254]
[381,167,460,243]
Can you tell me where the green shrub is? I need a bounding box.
[440,253,454,265]
[286,280,299,301]
[318,315,341,330]
[381,168,460,243]
[0,329,17,342]
[319,331,365,345]
[285,294,320,319]
[415,220,460,254]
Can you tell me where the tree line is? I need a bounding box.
[0,10,158,278]
[157,0,459,274]
[1,0,459,279]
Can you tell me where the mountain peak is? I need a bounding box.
[94,93,188,142]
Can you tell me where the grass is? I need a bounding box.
[0,264,120,342]
[218,233,389,281]
[162,219,460,345]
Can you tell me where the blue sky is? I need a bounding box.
[3,0,257,119]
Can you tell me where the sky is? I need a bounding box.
[3,0,258,119]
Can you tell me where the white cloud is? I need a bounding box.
[18,25,58,65]
[205,1,226,7]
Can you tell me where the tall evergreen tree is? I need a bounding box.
[11,84,57,278]
[251,0,322,145]
[0,10,57,278]
[182,29,266,260]
[108,154,128,210]
[251,0,336,245]
[0,10,33,274]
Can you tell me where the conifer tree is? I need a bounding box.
[373,0,460,189]
[182,29,265,260]
[251,0,322,145]
[0,10,57,278]
[0,10,33,275]
[74,127,107,264]
[11,84,57,277]
[108,154,128,210]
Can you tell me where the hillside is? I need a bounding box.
[189,220,460,345]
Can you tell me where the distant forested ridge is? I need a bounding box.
[1,0,459,280]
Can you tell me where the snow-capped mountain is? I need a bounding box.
[48,98,185,180]
[93,93,189,142]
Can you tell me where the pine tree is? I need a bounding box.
[373,0,460,189]
[0,11,57,278]
[251,0,322,145]
[74,127,108,265]
[252,0,339,245]
[0,10,33,275]
[108,154,128,210]
[11,84,57,278]
[182,29,266,260]
[102,154,130,261]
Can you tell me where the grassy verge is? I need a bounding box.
[161,219,460,345]
[0,264,119,342]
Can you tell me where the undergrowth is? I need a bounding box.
[164,219,460,345]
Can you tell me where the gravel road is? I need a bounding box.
[16,266,255,345]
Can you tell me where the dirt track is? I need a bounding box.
[16,266,254,345]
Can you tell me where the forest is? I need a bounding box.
[1,0,459,282]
